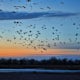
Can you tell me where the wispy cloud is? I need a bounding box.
[49,43,80,50]
[0,11,79,20]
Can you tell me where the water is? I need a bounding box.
[0,69,80,73]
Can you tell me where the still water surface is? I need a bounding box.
[0,69,80,73]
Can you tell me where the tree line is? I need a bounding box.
[0,57,80,65]
[0,57,80,69]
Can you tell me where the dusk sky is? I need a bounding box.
[0,0,80,57]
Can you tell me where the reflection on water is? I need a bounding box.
[0,69,80,73]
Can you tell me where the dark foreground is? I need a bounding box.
[0,72,80,80]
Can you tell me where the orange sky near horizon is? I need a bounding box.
[0,49,80,57]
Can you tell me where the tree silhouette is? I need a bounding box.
[0,58,80,69]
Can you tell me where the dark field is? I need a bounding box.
[0,72,80,80]
[0,65,80,70]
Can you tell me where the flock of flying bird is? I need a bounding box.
[0,0,80,53]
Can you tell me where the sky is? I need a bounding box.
[0,0,80,57]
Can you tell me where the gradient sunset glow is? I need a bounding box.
[0,49,80,57]
[0,0,80,58]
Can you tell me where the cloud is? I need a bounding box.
[50,43,80,49]
[0,11,79,20]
